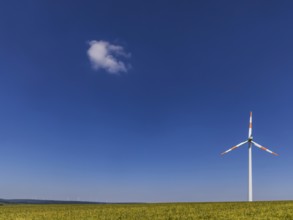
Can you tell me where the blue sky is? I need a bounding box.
[0,0,293,202]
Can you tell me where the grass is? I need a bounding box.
[1,201,293,220]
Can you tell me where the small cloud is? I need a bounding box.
[87,40,131,74]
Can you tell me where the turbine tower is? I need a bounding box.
[221,112,278,202]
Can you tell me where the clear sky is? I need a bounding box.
[0,1,293,202]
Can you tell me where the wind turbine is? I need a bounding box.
[221,112,278,202]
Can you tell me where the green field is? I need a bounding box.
[1,201,293,220]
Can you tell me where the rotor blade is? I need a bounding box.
[221,140,248,156]
[252,141,279,156]
[248,111,252,138]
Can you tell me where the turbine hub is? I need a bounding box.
[248,136,253,142]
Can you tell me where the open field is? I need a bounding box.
[1,201,293,220]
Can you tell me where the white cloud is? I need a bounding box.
[87,40,130,74]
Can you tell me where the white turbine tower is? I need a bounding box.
[221,112,278,202]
